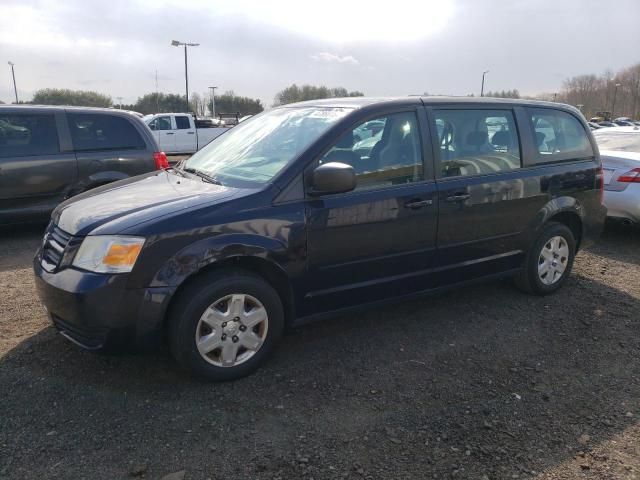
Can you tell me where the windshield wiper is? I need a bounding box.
[182,167,223,185]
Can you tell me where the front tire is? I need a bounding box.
[514,222,576,295]
[168,269,284,381]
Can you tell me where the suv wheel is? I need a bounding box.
[168,269,284,381]
[515,222,576,295]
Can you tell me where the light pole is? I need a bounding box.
[611,83,622,120]
[480,70,489,97]
[171,40,199,113]
[116,96,123,109]
[8,61,18,103]
[208,86,218,119]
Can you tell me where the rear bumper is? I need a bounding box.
[580,203,608,249]
[604,187,640,224]
[33,256,175,350]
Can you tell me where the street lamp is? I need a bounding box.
[171,40,199,112]
[116,96,123,109]
[208,86,218,119]
[611,82,622,120]
[8,61,18,103]
[480,70,489,97]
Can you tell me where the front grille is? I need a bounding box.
[41,224,72,272]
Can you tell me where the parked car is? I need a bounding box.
[592,126,640,225]
[0,105,167,225]
[218,113,240,127]
[144,113,228,154]
[598,121,618,128]
[34,97,606,381]
[613,120,636,127]
[588,121,602,130]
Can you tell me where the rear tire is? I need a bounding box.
[168,268,284,381]
[514,222,576,295]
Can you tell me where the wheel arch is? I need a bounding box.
[159,238,296,338]
[530,196,585,251]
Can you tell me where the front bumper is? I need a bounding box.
[604,186,640,224]
[33,255,175,350]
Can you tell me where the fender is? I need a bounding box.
[149,233,291,288]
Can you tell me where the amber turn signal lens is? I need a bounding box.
[103,243,143,266]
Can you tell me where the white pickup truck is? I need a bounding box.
[143,113,228,154]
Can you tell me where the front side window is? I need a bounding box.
[0,114,59,158]
[149,116,172,130]
[68,114,146,151]
[434,109,521,177]
[317,112,423,191]
[175,116,191,129]
[184,106,352,187]
[529,108,593,162]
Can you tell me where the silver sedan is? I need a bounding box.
[593,126,640,225]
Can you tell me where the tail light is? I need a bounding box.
[597,165,604,204]
[153,151,169,170]
[617,167,640,183]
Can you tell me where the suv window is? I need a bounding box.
[0,114,59,158]
[175,116,191,129]
[434,109,521,177]
[68,114,146,152]
[149,116,172,130]
[318,112,423,191]
[528,108,593,163]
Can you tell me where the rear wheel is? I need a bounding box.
[515,222,576,295]
[168,269,284,381]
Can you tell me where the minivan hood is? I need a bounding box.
[53,171,240,235]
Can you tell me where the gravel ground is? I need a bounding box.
[1,224,639,480]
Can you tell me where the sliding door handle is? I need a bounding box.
[445,193,470,202]
[404,199,433,209]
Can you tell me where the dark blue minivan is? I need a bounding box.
[33,97,606,381]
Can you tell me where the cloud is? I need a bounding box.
[310,52,359,66]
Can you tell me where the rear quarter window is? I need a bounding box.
[68,113,146,152]
[527,108,593,165]
[175,116,191,129]
[0,113,59,158]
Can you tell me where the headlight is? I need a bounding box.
[72,236,145,273]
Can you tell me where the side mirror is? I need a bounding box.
[310,162,356,196]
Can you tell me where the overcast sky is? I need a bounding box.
[1,0,639,107]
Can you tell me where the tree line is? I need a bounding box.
[273,84,364,106]
[18,88,266,116]
[10,62,640,120]
[555,62,640,119]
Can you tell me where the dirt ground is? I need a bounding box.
[0,224,639,480]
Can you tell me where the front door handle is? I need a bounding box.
[446,193,471,202]
[404,199,433,209]
[165,132,175,135]
[187,131,195,135]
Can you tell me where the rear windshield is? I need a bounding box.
[183,106,352,188]
[593,130,640,152]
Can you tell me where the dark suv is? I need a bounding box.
[0,105,168,224]
[33,97,606,381]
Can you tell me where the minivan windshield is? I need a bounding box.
[182,106,352,187]
[593,130,640,152]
